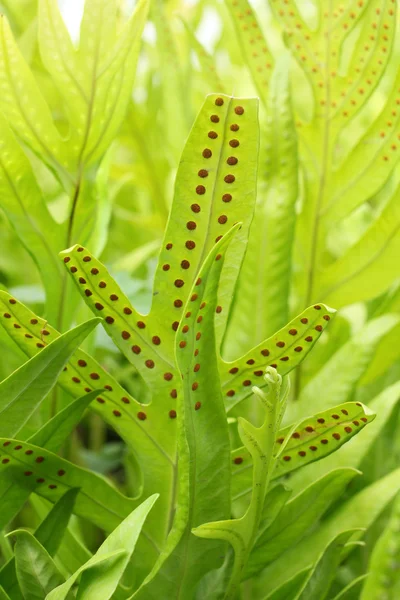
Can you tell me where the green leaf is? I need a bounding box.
[0,114,63,323]
[47,494,157,600]
[288,380,400,494]
[255,467,400,596]
[0,437,136,532]
[318,185,400,306]
[288,315,399,424]
[193,368,289,597]
[331,575,368,600]
[133,227,238,598]
[225,0,274,106]
[0,489,79,598]
[221,303,336,412]
[226,53,298,353]
[0,318,100,439]
[293,530,358,600]
[231,401,375,502]
[361,491,400,599]
[13,531,65,600]
[262,568,312,600]
[0,587,11,600]
[0,14,65,170]
[246,468,359,578]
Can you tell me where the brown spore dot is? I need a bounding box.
[332,414,340,420]
[169,410,177,419]
[110,294,119,301]
[300,317,308,324]
[95,302,104,311]
[196,278,202,286]
[113,410,121,417]
[152,336,161,345]
[96,397,105,404]
[72,377,80,384]
[174,299,183,308]
[203,148,212,158]
[171,389,177,398]
[229,367,239,374]
[84,289,92,297]
[208,131,218,139]
[289,329,297,336]
[196,332,201,341]
[194,401,201,410]
[270,363,278,369]
[246,359,255,365]
[243,380,251,386]
[3,442,10,447]
[196,185,206,195]
[179,341,186,348]
[283,455,291,462]
[314,305,321,310]
[261,349,270,357]
[58,469,65,476]
[191,204,201,213]
[254,370,263,376]
[78,277,86,284]
[70,266,77,273]
[164,372,173,381]
[25,334,33,339]
[175,279,185,288]
[315,325,323,332]
[332,433,341,440]
[49,485,57,490]
[194,363,200,372]
[298,451,306,457]
[77,247,83,252]
[91,268,99,275]
[105,316,114,324]
[25,450,33,455]
[341,409,349,415]
[36,456,44,463]
[84,388,91,392]
[162,264,170,271]
[210,114,219,123]
[224,174,235,184]
[37,343,44,348]
[305,426,314,433]
[90,373,100,380]
[317,418,325,424]
[3,313,10,319]
[353,420,360,426]
[166,243,173,250]
[36,478,45,484]
[77,359,87,367]
[187,221,197,231]
[305,336,313,342]
[137,411,147,421]
[192,382,199,391]
[172,321,179,331]
[14,324,21,329]
[227,156,238,165]
[121,331,131,340]
[235,106,244,115]
[198,169,208,178]
[191,294,198,302]
[30,319,38,325]
[276,341,285,348]
[277,438,285,444]
[294,346,303,352]
[229,139,239,148]
[280,356,289,362]
[145,359,155,369]
[2,458,9,464]
[137,321,146,329]
[104,385,112,391]
[182,325,189,333]
[226,390,235,397]
[230,123,239,131]
[186,240,196,250]
[215,254,222,261]
[63,257,70,263]
[218,215,228,224]
[197,315,203,323]
[309,445,318,451]
[321,438,329,445]
[323,315,331,321]
[123,307,132,315]
[233,456,243,465]
[292,432,300,439]
[222,194,232,203]
[361,417,368,423]
[344,426,352,433]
